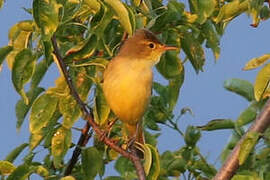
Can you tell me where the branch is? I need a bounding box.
[213,99,270,180]
[51,35,146,180]
[64,122,91,175]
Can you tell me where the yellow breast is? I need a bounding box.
[103,58,153,125]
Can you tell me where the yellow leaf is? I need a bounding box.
[104,0,133,35]
[254,62,270,101]
[243,54,270,71]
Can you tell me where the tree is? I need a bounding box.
[1,0,270,179]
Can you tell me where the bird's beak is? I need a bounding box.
[163,45,178,51]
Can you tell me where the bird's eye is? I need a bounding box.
[148,43,155,49]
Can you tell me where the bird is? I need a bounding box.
[102,29,177,153]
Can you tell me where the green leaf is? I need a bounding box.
[94,84,110,125]
[236,102,258,127]
[248,0,264,27]
[184,126,201,147]
[29,131,44,151]
[198,119,235,131]
[12,49,36,104]
[220,132,241,162]
[31,58,52,88]
[189,0,216,24]
[5,143,28,163]
[104,177,125,180]
[30,93,58,133]
[168,71,184,111]
[115,156,135,177]
[232,175,258,180]
[160,151,186,177]
[6,164,30,180]
[64,34,98,63]
[243,54,270,71]
[104,0,133,35]
[59,96,81,129]
[16,87,44,131]
[146,144,160,180]
[254,62,270,101]
[239,131,260,165]
[181,32,205,73]
[81,147,103,178]
[0,161,16,176]
[157,51,183,79]
[224,78,254,101]
[0,46,13,67]
[52,127,71,168]
[201,20,220,60]
[33,0,61,40]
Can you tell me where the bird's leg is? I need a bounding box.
[98,117,118,141]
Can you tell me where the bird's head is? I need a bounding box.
[118,29,178,65]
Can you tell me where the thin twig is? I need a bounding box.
[213,99,270,180]
[51,35,146,180]
[64,122,91,175]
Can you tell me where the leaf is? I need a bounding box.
[0,161,16,176]
[181,31,205,73]
[0,0,3,9]
[214,0,248,23]
[16,87,44,131]
[6,164,30,180]
[52,127,71,168]
[34,166,49,178]
[12,49,36,104]
[184,126,201,147]
[29,132,44,151]
[81,147,103,178]
[189,0,216,24]
[104,0,133,35]
[168,70,184,111]
[198,119,235,131]
[94,84,110,125]
[115,156,135,176]
[156,51,183,79]
[146,144,160,180]
[5,143,28,163]
[60,176,76,180]
[160,151,186,177]
[239,131,260,165]
[243,54,270,71]
[254,62,270,101]
[248,0,264,27]
[33,0,61,40]
[104,177,125,180]
[236,102,258,127]
[31,58,52,88]
[59,96,81,129]
[29,93,58,133]
[143,144,152,175]
[0,46,13,67]
[64,34,98,63]
[224,78,254,101]
[201,20,220,60]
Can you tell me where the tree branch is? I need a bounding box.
[64,122,91,175]
[51,35,146,180]
[213,99,270,180]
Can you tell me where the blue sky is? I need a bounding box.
[1,0,270,177]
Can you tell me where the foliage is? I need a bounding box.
[1,0,270,179]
